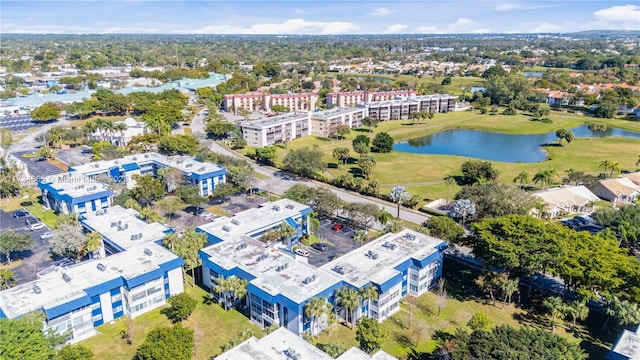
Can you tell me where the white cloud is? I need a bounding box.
[594,4,640,23]
[531,22,562,33]
[496,2,552,11]
[369,7,391,16]
[383,24,408,34]
[179,19,360,35]
[415,18,489,34]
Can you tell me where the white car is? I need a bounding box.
[29,222,45,231]
[40,231,53,240]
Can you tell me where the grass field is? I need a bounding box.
[252,110,640,203]
[80,282,263,360]
[332,73,485,96]
[313,261,615,359]
[0,192,59,228]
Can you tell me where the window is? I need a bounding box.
[131,301,148,313]
[92,313,102,323]
[131,291,146,302]
[147,287,161,296]
[113,305,123,314]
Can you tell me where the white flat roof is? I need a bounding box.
[198,199,310,241]
[312,107,366,119]
[611,328,640,359]
[214,328,333,360]
[201,235,341,304]
[320,230,446,288]
[69,152,224,177]
[241,112,310,129]
[0,242,179,319]
[41,174,110,198]
[81,206,171,250]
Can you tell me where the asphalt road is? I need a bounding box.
[191,109,430,225]
[0,209,55,284]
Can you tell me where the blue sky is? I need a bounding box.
[2,1,639,34]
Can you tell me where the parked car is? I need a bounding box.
[295,248,309,257]
[311,242,328,251]
[29,222,45,231]
[40,231,53,240]
[13,209,29,218]
[331,223,344,231]
[25,217,39,225]
[34,157,46,162]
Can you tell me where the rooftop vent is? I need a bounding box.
[256,253,268,262]
[235,243,248,251]
[403,233,416,240]
[365,250,379,260]
[143,248,152,256]
[285,204,294,210]
[198,167,205,172]
[222,226,231,232]
[332,265,345,275]
[124,223,128,229]
[177,160,184,164]
[231,219,240,225]
[62,273,71,282]
[33,284,42,294]
[132,157,137,160]
[96,263,106,272]
[272,206,280,211]
[382,242,396,250]
[94,164,100,168]
[285,348,300,360]
[276,263,289,272]
[145,154,150,158]
[186,163,193,168]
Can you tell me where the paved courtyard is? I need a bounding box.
[221,194,269,215]
[307,219,359,267]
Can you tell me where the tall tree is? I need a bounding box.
[389,186,410,219]
[30,102,61,121]
[134,325,194,360]
[131,174,166,207]
[332,147,350,167]
[0,318,58,359]
[357,155,376,180]
[50,225,85,260]
[513,170,530,189]
[305,297,332,338]
[355,317,387,354]
[166,293,198,324]
[0,269,16,290]
[371,132,394,153]
[543,296,566,332]
[359,285,379,318]
[337,286,361,329]
[0,232,33,264]
[282,147,326,178]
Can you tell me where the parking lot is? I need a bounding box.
[11,150,62,178]
[0,209,56,284]
[221,194,269,215]
[0,115,38,132]
[57,147,93,167]
[306,219,359,267]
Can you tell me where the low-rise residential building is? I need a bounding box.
[240,111,311,147]
[359,94,457,121]
[214,327,397,360]
[196,198,312,245]
[38,174,112,215]
[199,225,447,335]
[222,92,319,113]
[326,90,417,108]
[87,117,148,146]
[594,178,640,206]
[69,152,227,197]
[310,107,367,137]
[532,186,600,218]
[81,205,173,257]
[0,241,184,343]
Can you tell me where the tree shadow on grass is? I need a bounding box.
[442,260,484,301]
[201,294,215,305]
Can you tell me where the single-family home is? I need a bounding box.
[594,178,640,206]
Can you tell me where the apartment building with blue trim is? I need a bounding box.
[38,174,112,215]
[0,242,184,343]
[69,152,227,197]
[80,205,173,258]
[196,198,312,246]
[199,224,447,335]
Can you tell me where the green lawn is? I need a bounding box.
[80,283,263,360]
[0,192,58,228]
[253,110,640,204]
[314,262,615,359]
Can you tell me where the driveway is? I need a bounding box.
[57,147,93,167]
[307,219,359,267]
[0,209,56,284]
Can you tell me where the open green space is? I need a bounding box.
[313,262,615,359]
[330,73,485,96]
[80,282,262,360]
[248,110,640,204]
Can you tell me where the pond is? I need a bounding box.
[393,124,640,163]
[353,76,393,83]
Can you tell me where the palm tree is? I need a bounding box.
[83,120,98,136]
[636,155,640,166]
[501,278,519,309]
[533,169,557,189]
[304,297,332,338]
[444,176,456,204]
[609,161,621,176]
[512,170,530,189]
[599,160,614,175]
[543,296,566,332]
[374,209,392,228]
[337,287,361,330]
[389,186,410,219]
[278,222,296,251]
[359,285,379,318]
[84,232,103,259]
[565,301,589,332]
[212,276,248,311]
[587,123,597,137]
[212,277,231,310]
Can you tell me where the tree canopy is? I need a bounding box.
[30,102,61,121]
[282,147,326,178]
[460,160,500,184]
[371,132,394,153]
[134,325,194,360]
